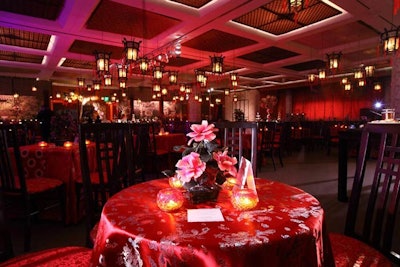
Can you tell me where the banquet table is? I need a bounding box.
[90,178,334,267]
[17,142,96,224]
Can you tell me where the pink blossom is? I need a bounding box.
[175,152,206,183]
[187,120,217,145]
[213,150,237,177]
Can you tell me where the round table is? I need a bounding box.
[90,178,333,267]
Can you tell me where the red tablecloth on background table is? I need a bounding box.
[18,143,95,224]
[90,178,334,267]
[155,133,187,152]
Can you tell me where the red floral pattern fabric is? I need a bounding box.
[329,233,392,267]
[0,246,92,267]
[91,178,334,267]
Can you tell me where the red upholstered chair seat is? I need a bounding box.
[0,246,92,267]
[329,233,392,267]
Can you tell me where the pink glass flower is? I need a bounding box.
[175,152,206,183]
[187,120,217,145]
[213,150,237,177]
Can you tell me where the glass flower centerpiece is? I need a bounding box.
[164,120,237,204]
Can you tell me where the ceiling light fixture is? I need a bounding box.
[211,55,224,74]
[77,77,85,87]
[123,39,141,62]
[168,71,178,85]
[381,26,400,54]
[327,52,341,70]
[94,51,111,73]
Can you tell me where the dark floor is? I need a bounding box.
[8,144,352,257]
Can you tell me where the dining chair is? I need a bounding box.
[329,123,400,266]
[135,122,170,179]
[0,189,91,266]
[0,124,66,252]
[213,121,258,176]
[78,122,136,247]
[258,122,284,171]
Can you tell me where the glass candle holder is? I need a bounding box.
[382,109,395,121]
[38,141,48,147]
[157,188,184,212]
[223,177,238,191]
[169,176,184,189]
[63,141,73,148]
[231,188,259,211]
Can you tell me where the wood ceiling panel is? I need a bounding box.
[241,71,276,79]
[0,51,43,64]
[0,26,50,50]
[182,30,257,53]
[69,40,124,60]
[62,59,95,70]
[169,0,212,9]
[86,0,181,39]
[0,0,64,20]
[167,57,199,67]
[284,60,326,71]
[0,66,39,74]
[239,46,299,64]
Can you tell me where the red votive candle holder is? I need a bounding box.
[231,188,259,211]
[223,177,237,190]
[157,188,184,212]
[63,141,73,148]
[38,141,48,147]
[169,176,184,189]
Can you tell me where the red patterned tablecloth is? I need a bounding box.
[17,143,95,224]
[91,178,334,267]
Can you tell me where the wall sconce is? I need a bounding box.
[123,38,141,62]
[327,52,341,70]
[168,71,178,85]
[210,55,224,74]
[94,51,111,73]
[381,26,400,55]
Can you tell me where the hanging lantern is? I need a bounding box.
[94,51,111,73]
[185,85,192,94]
[225,88,230,96]
[341,77,348,85]
[179,83,186,92]
[195,70,205,83]
[327,52,341,70]
[119,78,127,89]
[358,79,365,87]
[344,83,352,91]
[168,71,178,85]
[153,83,161,92]
[138,58,149,74]
[161,87,168,95]
[210,55,224,74]
[93,80,101,90]
[201,76,207,88]
[77,77,85,87]
[123,39,141,62]
[287,0,304,12]
[307,74,317,83]
[354,68,364,79]
[381,27,400,55]
[374,82,382,91]
[104,73,112,86]
[364,65,375,77]
[153,66,163,79]
[117,64,128,79]
[318,69,326,79]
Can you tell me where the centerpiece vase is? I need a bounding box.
[183,172,221,204]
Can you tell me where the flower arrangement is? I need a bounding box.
[166,120,238,203]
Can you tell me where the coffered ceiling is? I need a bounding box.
[0,0,398,94]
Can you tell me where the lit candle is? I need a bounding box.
[231,188,259,211]
[157,188,184,212]
[63,141,73,148]
[85,140,91,145]
[38,141,48,147]
[169,176,184,189]
[223,177,237,190]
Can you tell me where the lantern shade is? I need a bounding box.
[138,58,149,74]
[77,77,85,87]
[210,55,224,74]
[318,69,326,79]
[93,80,101,90]
[117,64,128,79]
[94,51,111,73]
[195,70,205,83]
[168,71,178,84]
[104,74,112,86]
[327,52,341,70]
[381,27,400,55]
[123,39,141,62]
[153,66,163,79]
[365,65,375,77]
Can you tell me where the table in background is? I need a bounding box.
[91,178,333,267]
[155,133,187,152]
[18,143,95,224]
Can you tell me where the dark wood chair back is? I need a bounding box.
[213,121,258,176]
[79,122,135,247]
[0,190,14,262]
[345,123,400,264]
